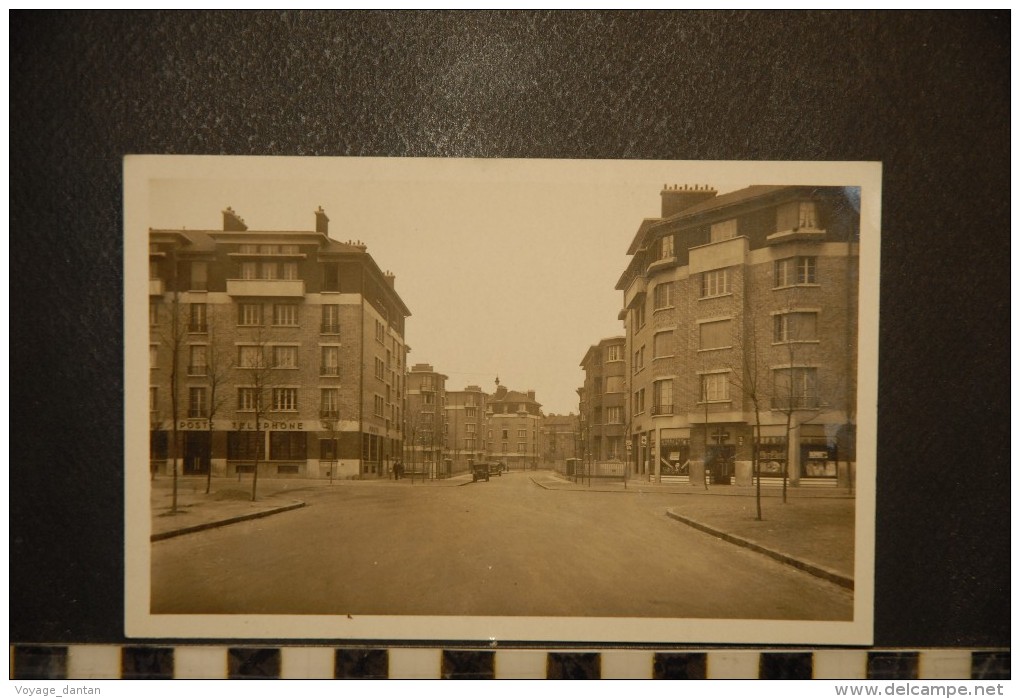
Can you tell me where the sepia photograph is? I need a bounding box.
[125,156,880,644]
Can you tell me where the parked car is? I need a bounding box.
[471,462,491,482]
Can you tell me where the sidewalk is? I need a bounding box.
[150,473,474,540]
[534,472,856,588]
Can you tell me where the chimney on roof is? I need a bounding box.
[223,207,248,231]
[384,270,396,288]
[527,390,536,402]
[660,184,718,219]
[315,206,329,234]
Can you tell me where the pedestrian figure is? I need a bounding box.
[394,460,403,480]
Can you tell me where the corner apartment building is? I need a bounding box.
[445,384,488,474]
[578,336,627,462]
[403,363,447,476]
[149,206,409,480]
[617,185,858,487]
[485,384,542,470]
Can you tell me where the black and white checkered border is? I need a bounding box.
[9,646,1009,680]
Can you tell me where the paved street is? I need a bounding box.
[151,470,853,619]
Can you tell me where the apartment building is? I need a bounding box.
[148,206,409,480]
[445,384,488,474]
[578,336,627,462]
[616,185,858,487]
[539,413,580,469]
[404,363,447,477]
[485,384,542,470]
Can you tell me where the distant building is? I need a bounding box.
[404,363,447,477]
[579,336,627,462]
[148,206,409,480]
[540,413,580,469]
[616,184,858,487]
[485,384,542,470]
[445,384,488,474]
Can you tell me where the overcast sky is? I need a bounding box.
[145,158,867,415]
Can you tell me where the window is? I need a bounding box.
[238,387,260,411]
[699,319,732,350]
[321,346,340,375]
[228,431,261,460]
[774,312,819,343]
[375,357,385,380]
[466,423,476,434]
[653,282,674,309]
[774,257,817,287]
[465,407,477,418]
[659,235,674,260]
[188,345,207,375]
[259,244,279,255]
[653,330,674,358]
[606,406,623,424]
[273,304,298,326]
[701,373,730,402]
[633,346,645,373]
[273,388,298,411]
[270,432,306,460]
[238,303,262,326]
[772,367,819,409]
[149,387,158,413]
[150,344,158,368]
[633,302,646,330]
[323,263,340,292]
[189,303,207,332]
[190,261,208,290]
[606,345,621,362]
[465,438,475,450]
[374,395,384,416]
[700,268,731,298]
[634,388,646,414]
[798,202,817,229]
[652,379,673,415]
[239,244,258,254]
[605,376,624,393]
[240,261,257,279]
[321,305,340,333]
[375,320,385,343]
[149,260,160,280]
[188,387,207,418]
[710,218,738,242]
[518,404,527,413]
[149,301,160,326]
[237,345,263,368]
[281,262,299,280]
[502,429,509,440]
[320,438,339,461]
[320,388,339,418]
[517,429,526,438]
[273,345,298,369]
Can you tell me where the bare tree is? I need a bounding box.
[235,321,275,502]
[728,316,768,521]
[203,308,231,495]
[154,249,187,514]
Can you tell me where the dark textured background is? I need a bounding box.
[10,11,1009,647]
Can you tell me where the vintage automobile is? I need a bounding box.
[471,461,504,482]
[471,462,491,482]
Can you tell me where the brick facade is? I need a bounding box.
[618,185,858,487]
[149,207,409,480]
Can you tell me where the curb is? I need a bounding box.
[151,501,307,542]
[665,509,854,591]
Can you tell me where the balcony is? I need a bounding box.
[320,365,340,376]
[689,235,748,275]
[320,323,340,334]
[226,279,305,297]
[149,279,164,296]
[651,404,673,416]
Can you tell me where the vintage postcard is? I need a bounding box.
[125,156,880,644]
